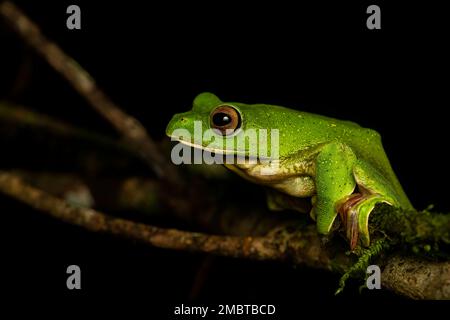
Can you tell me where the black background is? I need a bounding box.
[1,0,448,316]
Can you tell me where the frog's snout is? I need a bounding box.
[165,112,192,137]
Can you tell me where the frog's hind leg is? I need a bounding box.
[338,160,399,249]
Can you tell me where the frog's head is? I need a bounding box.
[166,92,245,155]
[166,92,283,163]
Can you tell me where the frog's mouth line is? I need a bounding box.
[170,137,272,160]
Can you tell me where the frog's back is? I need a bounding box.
[239,102,411,207]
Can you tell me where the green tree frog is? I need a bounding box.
[166,93,413,249]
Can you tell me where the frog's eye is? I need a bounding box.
[210,105,241,135]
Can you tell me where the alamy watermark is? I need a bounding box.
[66,264,81,290]
[170,121,280,175]
[66,5,81,30]
[366,264,381,289]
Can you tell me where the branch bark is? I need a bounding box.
[0,171,448,299]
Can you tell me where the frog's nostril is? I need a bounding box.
[181,117,187,122]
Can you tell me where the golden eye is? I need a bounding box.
[210,105,241,135]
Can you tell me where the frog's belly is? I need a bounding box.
[271,176,315,197]
[224,163,316,198]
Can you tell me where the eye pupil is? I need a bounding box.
[213,113,232,126]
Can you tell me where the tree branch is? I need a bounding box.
[0,171,448,299]
[0,171,290,260]
[0,1,179,183]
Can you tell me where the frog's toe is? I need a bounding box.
[338,193,364,250]
[356,194,390,247]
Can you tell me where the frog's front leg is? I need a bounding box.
[315,142,357,236]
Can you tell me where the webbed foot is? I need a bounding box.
[338,193,391,250]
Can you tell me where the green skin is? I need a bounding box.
[166,93,413,249]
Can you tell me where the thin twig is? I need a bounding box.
[0,1,179,183]
[0,101,129,151]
